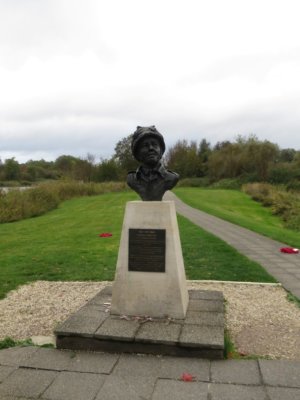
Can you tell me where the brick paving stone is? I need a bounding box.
[211,360,261,385]
[87,293,112,306]
[266,386,300,400]
[0,396,36,400]
[152,379,208,400]
[259,360,300,388]
[188,290,223,300]
[291,288,300,298]
[113,353,161,377]
[20,348,74,371]
[95,375,156,400]
[209,383,266,400]
[68,351,119,374]
[0,347,38,367]
[75,304,110,316]
[179,325,224,348]
[0,368,57,398]
[159,356,210,381]
[0,366,16,382]
[95,317,139,341]
[185,311,224,326]
[41,371,105,400]
[55,313,108,337]
[135,322,181,345]
[188,299,224,312]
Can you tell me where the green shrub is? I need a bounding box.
[210,178,242,190]
[242,182,273,202]
[287,180,300,192]
[26,187,60,217]
[243,182,300,231]
[0,187,59,222]
[177,177,210,187]
[0,180,127,223]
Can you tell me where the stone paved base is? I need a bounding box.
[1,347,300,399]
[55,285,225,359]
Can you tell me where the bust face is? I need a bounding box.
[136,136,162,167]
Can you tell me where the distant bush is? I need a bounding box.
[209,178,242,190]
[242,182,274,204]
[177,177,210,187]
[0,180,127,223]
[286,180,300,192]
[242,182,300,231]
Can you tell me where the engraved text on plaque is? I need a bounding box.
[128,228,166,272]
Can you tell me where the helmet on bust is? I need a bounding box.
[131,126,166,160]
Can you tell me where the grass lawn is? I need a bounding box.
[175,187,300,249]
[0,191,276,299]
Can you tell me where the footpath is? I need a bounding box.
[0,346,299,399]
[0,193,299,399]
[165,191,300,299]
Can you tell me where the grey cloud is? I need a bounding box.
[0,0,112,69]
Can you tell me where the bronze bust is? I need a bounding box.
[127,126,179,201]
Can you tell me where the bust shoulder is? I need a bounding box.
[165,169,179,182]
[127,171,137,186]
[164,169,179,189]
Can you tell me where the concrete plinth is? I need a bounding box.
[55,285,225,359]
[110,201,189,319]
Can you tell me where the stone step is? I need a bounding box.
[55,285,225,359]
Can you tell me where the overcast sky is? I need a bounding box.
[1,0,300,163]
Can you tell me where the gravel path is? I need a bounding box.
[0,280,299,360]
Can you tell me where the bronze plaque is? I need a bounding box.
[128,229,166,272]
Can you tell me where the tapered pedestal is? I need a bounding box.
[110,201,189,319]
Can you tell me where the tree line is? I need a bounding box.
[1,134,300,187]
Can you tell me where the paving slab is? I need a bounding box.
[56,287,225,359]
[188,299,224,312]
[95,318,140,341]
[95,375,156,400]
[0,368,57,398]
[0,396,37,400]
[67,351,119,374]
[55,313,108,337]
[75,304,110,316]
[152,379,208,400]
[209,383,267,400]
[259,360,300,388]
[20,348,74,371]
[0,366,16,383]
[179,324,224,348]
[211,360,261,385]
[266,386,300,400]
[159,356,210,380]
[135,321,182,345]
[189,289,223,300]
[185,311,224,326]
[0,347,299,399]
[0,346,38,367]
[41,371,105,400]
[113,353,162,377]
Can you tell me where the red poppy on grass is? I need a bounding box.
[98,233,112,237]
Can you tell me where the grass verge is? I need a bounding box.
[0,191,275,299]
[174,187,300,248]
